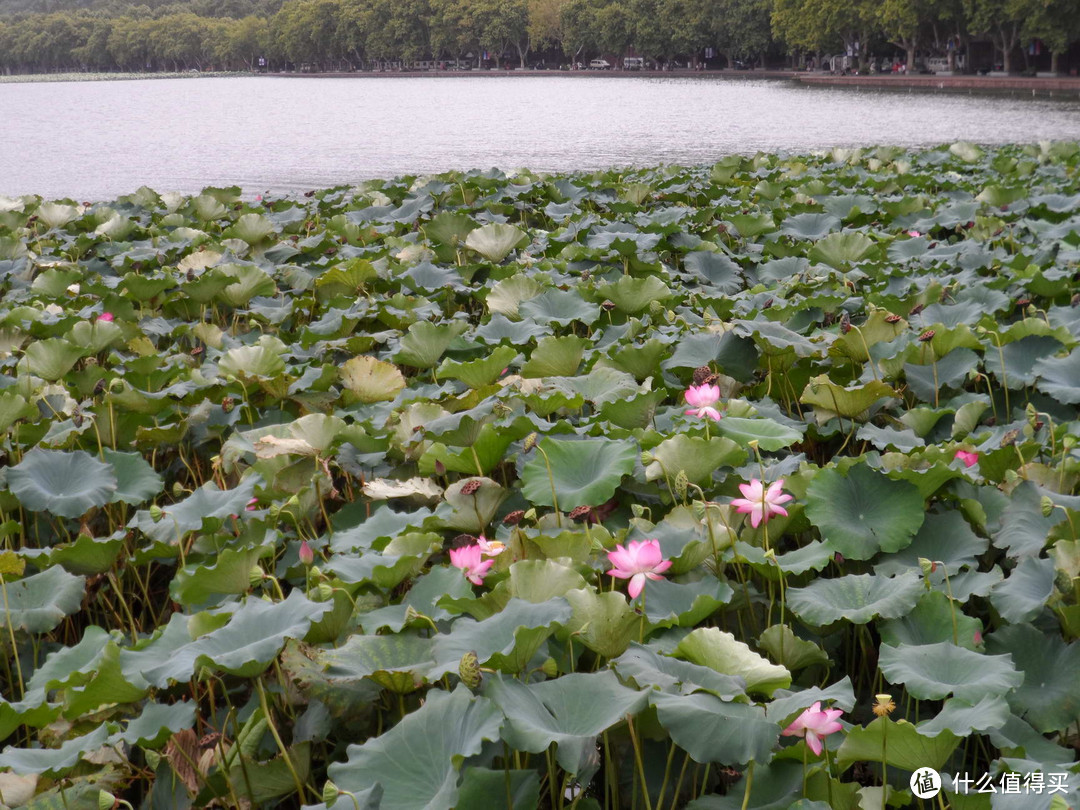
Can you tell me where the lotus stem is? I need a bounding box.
[739,761,754,810]
[626,714,653,810]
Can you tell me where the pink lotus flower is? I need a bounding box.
[907,230,921,238]
[607,539,672,599]
[955,450,978,468]
[730,478,793,528]
[476,535,506,557]
[246,497,258,511]
[98,312,114,322]
[684,383,722,422]
[298,539,314,566]
[781,701,844,756]
[450,544,495,585]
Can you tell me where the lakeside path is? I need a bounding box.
[271,67,1080,99]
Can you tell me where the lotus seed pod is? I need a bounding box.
[541,657,558,678]
[172,481,185,499]
[640,451,654,465]
[523,432,538,452]
[918,557,935,577]
[460,479,481,496]
[149,505,164,523]
[221,396,235,413]
[315,582,334,601]
[674,470,689,500]
[1041,495,1056,518]
[248,566,265,588]
[322,781,340,804]
[459,650,482,688]
[98,791,117,810]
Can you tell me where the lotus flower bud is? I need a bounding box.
[298,539,314,566]
[459,650,482,688]
[918,557,936,577]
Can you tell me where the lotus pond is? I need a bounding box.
[2,141,1080,810]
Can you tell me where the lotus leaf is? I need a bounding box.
[520,436,637,510]
[8,449,117,518]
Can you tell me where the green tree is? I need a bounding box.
[963,0,1028,72]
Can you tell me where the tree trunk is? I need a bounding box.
[906,40,916,73]
[1051,50,1060,74]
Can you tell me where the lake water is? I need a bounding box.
[2,75,1080,201]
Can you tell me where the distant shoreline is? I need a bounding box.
[3,68,1079,99]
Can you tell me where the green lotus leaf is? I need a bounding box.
[225,212,276,244]
[683,251,742,293]
[1033,348,1080,404]
[714,417,804,452]
[644,434,746,485]
[440,476,508,532]
[805,464,924,560]
[23,337,84,381]
[506,560,587,603]
[341,355,406,402]
[992,481,1066,560]
[66,319,123,353]
[432,596,570,677]
[519,288,600,325]
[672,627,791,697]
[786,572,924,626]
[877,590,983,650]
[328,686,502,810]
[101,448,164,505]
[837,716,959,772]
[218,264,276,306]
[596,275,673,314]
[169,544,274,608]
[8,448,117,518]
[781,212,841,240]
[0,391,34,433]
[0,565,85,633]
[663,331,758,381]
[985,623,1080,733]
[219,344,286,380]
[642,574,734,628]
[320,633,436,693]
[39,531,123,576]
[423,211,477,248]
[486,276,544,318]
[651,691,779,766]
[765,678,857,724]
[395,319,468,369]
[0,725,109,777]
[607,339,672,381]
[520,335,588,377]
[949,141,983,163]
[465,222,528,262]
[142,591,331,684]
[611,643,746,700]
[800,376,897,421]
[725,212,777,238]
[485,671,648,778]
[989,556,1056,624]
[563,588,641,659]
[756,624,829,672]
[808,231,879,267]
[58,641,149,719]
[457,767,539,810]
[877,642,1022,702]
[520,436,637,510]
[36,202,81,230]
[438,345,518,388]
[915,696,1011,738]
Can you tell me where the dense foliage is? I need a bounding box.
[0,0,1078,75]
[1,141,1080,809]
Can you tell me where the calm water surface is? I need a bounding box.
[2,75,1080,200]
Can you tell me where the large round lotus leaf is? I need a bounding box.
[520,437,638,510]
[341,356,406,402]
[644,434,746,485]
[0,565,85,633]
[218,344,285,380]
[989,555,1056,623]
[320,633,436,693]
[651,691,778,766]
[786,572,924,626]
[985,622,1080,733]
[837,716,959,772]
[464,222,528,262]
[8,449,117,518]
[808,231,879,267]
[563,588,640,659]
[800,376,897,419]
[519,288,600,325]
[1033,348,1080,404]
[714,417,803,452]
[328,686,502,810]
[102,449,164,505]
[780,212,841,240]
[877,642,1022,702]
[672,627,791,697]
[486,276,543,318]
[596,275,673,314]
[422,211,476,247]
[877,590,983,651]
[805,464,924,560]
[394,319,468,369]
[224,213,276,244]
[23,338,83,382]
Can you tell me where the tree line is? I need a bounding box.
[1,0,1077,76]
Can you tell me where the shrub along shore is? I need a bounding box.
[1,142,1079,808]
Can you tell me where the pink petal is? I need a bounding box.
[628,573,646,599]
[805,730,823,756]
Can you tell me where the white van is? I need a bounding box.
[589,59,612,70]
[623,57,644,70]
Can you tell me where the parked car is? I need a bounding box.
[589,59,612,70]
[623,57,644,70]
